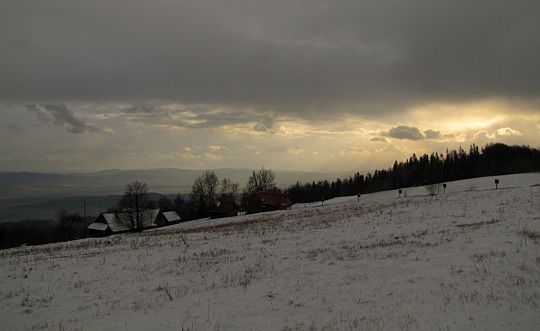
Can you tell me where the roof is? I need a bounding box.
[160,211,181,223]
[95,209,160,233]
[87,222,109,231]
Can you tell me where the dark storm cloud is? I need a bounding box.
[384,126,451,141]
[124,105,158,115]
[2,0,540,115]
[186,110,264,129]
[114,105,276,130]
[386,126,425,140]
[26,103,110,134]
[254,116,277,133]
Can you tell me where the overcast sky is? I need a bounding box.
[1,0,539,173]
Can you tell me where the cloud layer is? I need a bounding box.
[383,126,449,141]
[386,126,425,140]
[2,0,540,117]
[1,1,540,173]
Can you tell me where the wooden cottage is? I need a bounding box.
[155,211,181,227]
[246,191,290,214]
[87,209,160,237]
[209,199,238,218]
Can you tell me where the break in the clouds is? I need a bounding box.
[1,1,540,173]
[496,127,523,137]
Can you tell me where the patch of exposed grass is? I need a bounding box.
[519,230,540,242]
[456,219,500,229]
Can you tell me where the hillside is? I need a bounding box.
[0,173,539,330]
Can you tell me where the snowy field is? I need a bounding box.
[1,173,540,330]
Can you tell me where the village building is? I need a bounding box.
[209,199,238,218]
[246,191,290,214]
[87,209,163,237]
[155,211,181,227]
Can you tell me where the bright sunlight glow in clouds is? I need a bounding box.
[1,1,539,173]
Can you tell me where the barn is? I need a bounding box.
[87,209,160,237]
[246,191,290,214]
[209,199,238,218]
[155,211,181,227]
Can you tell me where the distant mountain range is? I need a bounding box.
[0,168,346,198]
[0,168,346,222]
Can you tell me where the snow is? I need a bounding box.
[87,222,109,231]
[160,211,181,224]
[101,212,131,233]
[1,173,540,330]
[96,209,160,233]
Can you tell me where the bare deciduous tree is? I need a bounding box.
[219,177,239,202]
[191,171,219,213]
[57,210,83,241]
[245,167,276,194]
[117,181,150,231]
[157,195,174,211]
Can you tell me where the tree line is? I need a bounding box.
[170,167,277,219]
[106,167,278,230]
[286,143,540,203]
[0,214,92,249]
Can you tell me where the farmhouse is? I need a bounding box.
[246,191,290,214]
[209,199,238,218]
[87,209,160,236]
[155,211,181,227]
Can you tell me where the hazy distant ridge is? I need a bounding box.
[0,168,344,199]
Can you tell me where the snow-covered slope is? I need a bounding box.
[1,173,539,330]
